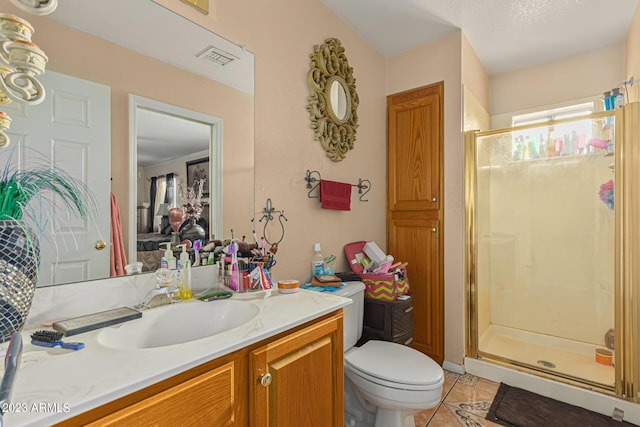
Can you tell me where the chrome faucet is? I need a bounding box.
[138,285,178,309]
[137,268,178,309]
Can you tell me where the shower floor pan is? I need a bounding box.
[479,324,614,388]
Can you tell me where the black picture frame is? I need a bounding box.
[186,157,210,197]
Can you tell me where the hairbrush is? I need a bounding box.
[30,330,84,350]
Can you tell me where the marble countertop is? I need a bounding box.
[3,288,350,426]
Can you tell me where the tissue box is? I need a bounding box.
[363,241,387,264]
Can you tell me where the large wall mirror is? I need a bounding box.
[1,0,255,286]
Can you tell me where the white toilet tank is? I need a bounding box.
[335,281,366,352]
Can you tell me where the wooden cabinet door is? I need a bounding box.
[387,216,443,363]
[387,81,444,364]
[250,312,344,427]
[387,83,443,212]
[60,351,247,427]
[86,361,238,427]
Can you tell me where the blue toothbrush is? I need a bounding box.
[30,330,84,350]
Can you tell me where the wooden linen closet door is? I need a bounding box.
[387,82,444,364]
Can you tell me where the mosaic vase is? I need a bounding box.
[0,220,39,343]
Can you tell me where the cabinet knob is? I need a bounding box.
[431,228,437,233]
[431,197,437,202]
[259,373,272,387]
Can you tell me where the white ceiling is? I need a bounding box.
[321,0,638,75]
[49,0,254,94]
[136,109,210,168]
[45,0,253,167]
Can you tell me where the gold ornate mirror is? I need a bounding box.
[306,38,359,162]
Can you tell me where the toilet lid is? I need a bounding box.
[344,340,443,386]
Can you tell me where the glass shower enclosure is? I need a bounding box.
[466,110,620,390]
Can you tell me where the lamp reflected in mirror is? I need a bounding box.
[155,202,170,235]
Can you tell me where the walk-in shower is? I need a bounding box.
[465,105,640,400]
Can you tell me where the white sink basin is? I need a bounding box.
[97,300,260,349]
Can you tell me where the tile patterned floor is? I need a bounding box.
[414,371,503,427]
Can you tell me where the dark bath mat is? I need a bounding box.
[487,383,638,427]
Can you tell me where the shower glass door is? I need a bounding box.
[471,112,616,389]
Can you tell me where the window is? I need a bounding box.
[510,102,598,161]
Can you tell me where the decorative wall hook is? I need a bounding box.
[252,198,287,245]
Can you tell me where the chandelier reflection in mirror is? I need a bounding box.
[0,0,57,148]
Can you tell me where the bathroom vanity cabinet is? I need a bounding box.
[250,312,344,427]
[56,310,343,427]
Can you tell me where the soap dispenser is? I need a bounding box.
[177,244,192,300]
[160,242,176,270]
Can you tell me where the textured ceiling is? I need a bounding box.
[321,0,639,74]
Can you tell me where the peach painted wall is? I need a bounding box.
[155,0,388,282]
[386,31,465,365]
[462,34,489,111]
[462,34,490,132]
[626,3,640,102]
[490,44,625,117]
[3,0,254,258]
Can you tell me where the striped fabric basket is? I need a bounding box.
[344,240,410,301]
[360,269,410,301]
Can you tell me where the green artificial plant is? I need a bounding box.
[0,149,96,233]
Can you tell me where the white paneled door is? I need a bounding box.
[3,71,111,286]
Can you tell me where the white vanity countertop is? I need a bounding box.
[3,288,350,426]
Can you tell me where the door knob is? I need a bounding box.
[94,240,106,250]
[259,373,272,387]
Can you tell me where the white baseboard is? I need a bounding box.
[442,360,465,374]
[465,357,640,425]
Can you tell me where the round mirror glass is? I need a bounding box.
[329,79,349,121]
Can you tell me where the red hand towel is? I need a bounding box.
[319,179,352,211]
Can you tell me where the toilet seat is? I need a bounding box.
[345,364,439,391]
[344,340,443,390]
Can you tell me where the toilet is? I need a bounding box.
[336,282,444,427]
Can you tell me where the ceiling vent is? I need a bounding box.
[196,46,238,66]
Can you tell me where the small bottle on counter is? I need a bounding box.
[177,244,192,300]
[311,243,325,279]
